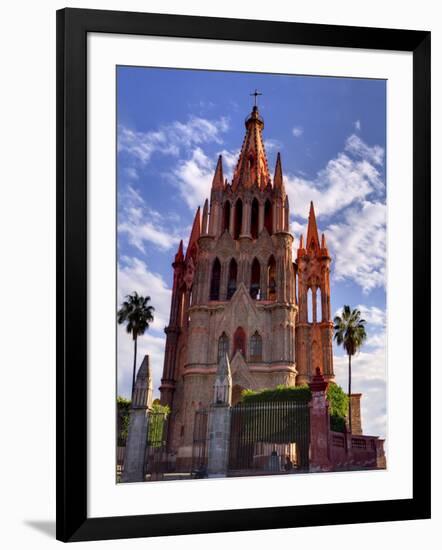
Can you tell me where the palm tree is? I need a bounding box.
[333,305,367,433]
[117,292,155,399]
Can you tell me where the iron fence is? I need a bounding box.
[191,409,209,477]
[228,401,310,472]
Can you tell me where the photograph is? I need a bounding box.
[116,67,387,483]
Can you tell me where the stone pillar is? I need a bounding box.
[308,368,332,472]
[229,202,235,236]
[350,393,363,435]
[258,201,264,234]
[207,354,232,477]
[121,356,153,483]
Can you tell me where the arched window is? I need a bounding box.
[317,287,322,322]
[210,258,221,300]
[226,258,238,300]
[284,196,289,231]
[222,201,231,233]
[307,287,313,323]
[233,327,246,356]
[250,198,259,239]
[250,258,261,299]
[234,199,243,240]
[264,199,273,235]
[249,331,263,361]
[267,255,276,301]
[218,332,229,363]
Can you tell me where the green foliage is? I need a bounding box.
[151,402,170,415]
[326,382,349,418]
[148,406,169,448]
[240,382,349,433]
[116,398,171,447]
[327,383,349,433]
[241,384,312,403]
[330,414,346,433]
[117,396,131,446]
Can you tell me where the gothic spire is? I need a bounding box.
[306,201,320,250]
[212,155,224,190]
[232,105,271,191]
[273,152,284,189]
[186,206,201,259]
[174,239,184,263]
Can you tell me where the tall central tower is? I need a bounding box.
[160,105,298,470]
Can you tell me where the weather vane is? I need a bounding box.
[250,89,263,107]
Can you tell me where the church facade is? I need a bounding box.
[159,104,335,470]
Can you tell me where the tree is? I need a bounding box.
[333,305,367,433]
[117,292,155,399]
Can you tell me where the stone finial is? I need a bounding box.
[213,353,232,405]
[309,367,328,393]
[132,355,153,409]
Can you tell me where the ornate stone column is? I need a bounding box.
[207,354,232,477]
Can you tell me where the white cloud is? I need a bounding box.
[218,148,240,182]
[117,326,165,400]
[292,126,304,138]
[117,256,172,398]
[118,256,172,332]
[356,304,386,327]
[118,115,229,166]
[264,138,282,151]
[354,119,361,131]
[173,147,214,210]
[334,345,386,439]
[285,134,384,220]
[333,304,386,327]
[345,134,384,166]
[118,185,182,252]
[284,134,386,293]
[333,300,387,440]
[326,201,386,293]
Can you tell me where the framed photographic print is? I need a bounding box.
[56,8,431,542]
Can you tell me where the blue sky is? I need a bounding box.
[117,66,387,440]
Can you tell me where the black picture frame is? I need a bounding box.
[56,7,431,542]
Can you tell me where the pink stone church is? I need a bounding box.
[159,103,359,471]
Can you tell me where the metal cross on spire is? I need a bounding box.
[250,89,263,107]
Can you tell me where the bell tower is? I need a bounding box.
[295,202,334,384]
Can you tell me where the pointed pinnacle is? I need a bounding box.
[273,152,283,188]
[306,201,320,250]
[212,155,224,189]
[174,239,184,262]
[186,207,201,258]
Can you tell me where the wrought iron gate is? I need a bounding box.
[144,412,169,478]
[228,401,310,473]
[192,409,209,477]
